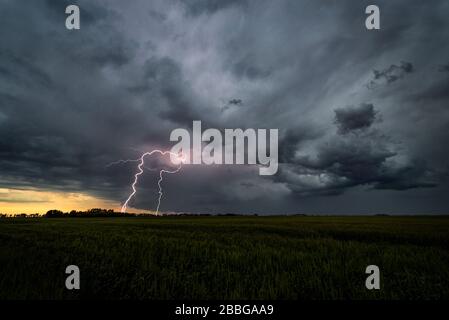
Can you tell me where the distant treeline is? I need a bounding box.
[0,210,312,218]
[0,209,136,218]
[0,213,40,218]
[45,208,137,218]
[0,209,238,218]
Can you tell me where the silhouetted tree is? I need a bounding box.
[42,208,137,218]
[45,210,64,218]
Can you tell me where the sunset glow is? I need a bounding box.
[0,188,121,215]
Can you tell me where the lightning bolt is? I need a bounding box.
[155,165,182,215]
[108,150,185,215]
[105,159,141,167]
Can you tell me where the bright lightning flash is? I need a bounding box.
[108,150,186,215]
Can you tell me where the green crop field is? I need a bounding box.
[0,216,448,300]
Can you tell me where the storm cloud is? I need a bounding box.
[368,61,414,88]
[334,104,377,134]
[1,0,449,214]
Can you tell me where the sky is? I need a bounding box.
[1,0,449,215]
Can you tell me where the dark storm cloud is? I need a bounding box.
[0,0,158,198]
[334,104,377,134]
[221,98,243,112]
[1,0,449,214]
[373,160,437,190]
[368,62,413,88]
[277,134,437,197]
[278,126,322,164]
[136,56,204,126]
[275,102,440,199]
[228,99,242,106]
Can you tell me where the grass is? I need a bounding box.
[0,216,448,300]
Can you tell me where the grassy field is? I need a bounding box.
[0,216,448,300]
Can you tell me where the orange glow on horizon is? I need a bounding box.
[0,188,153,215]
